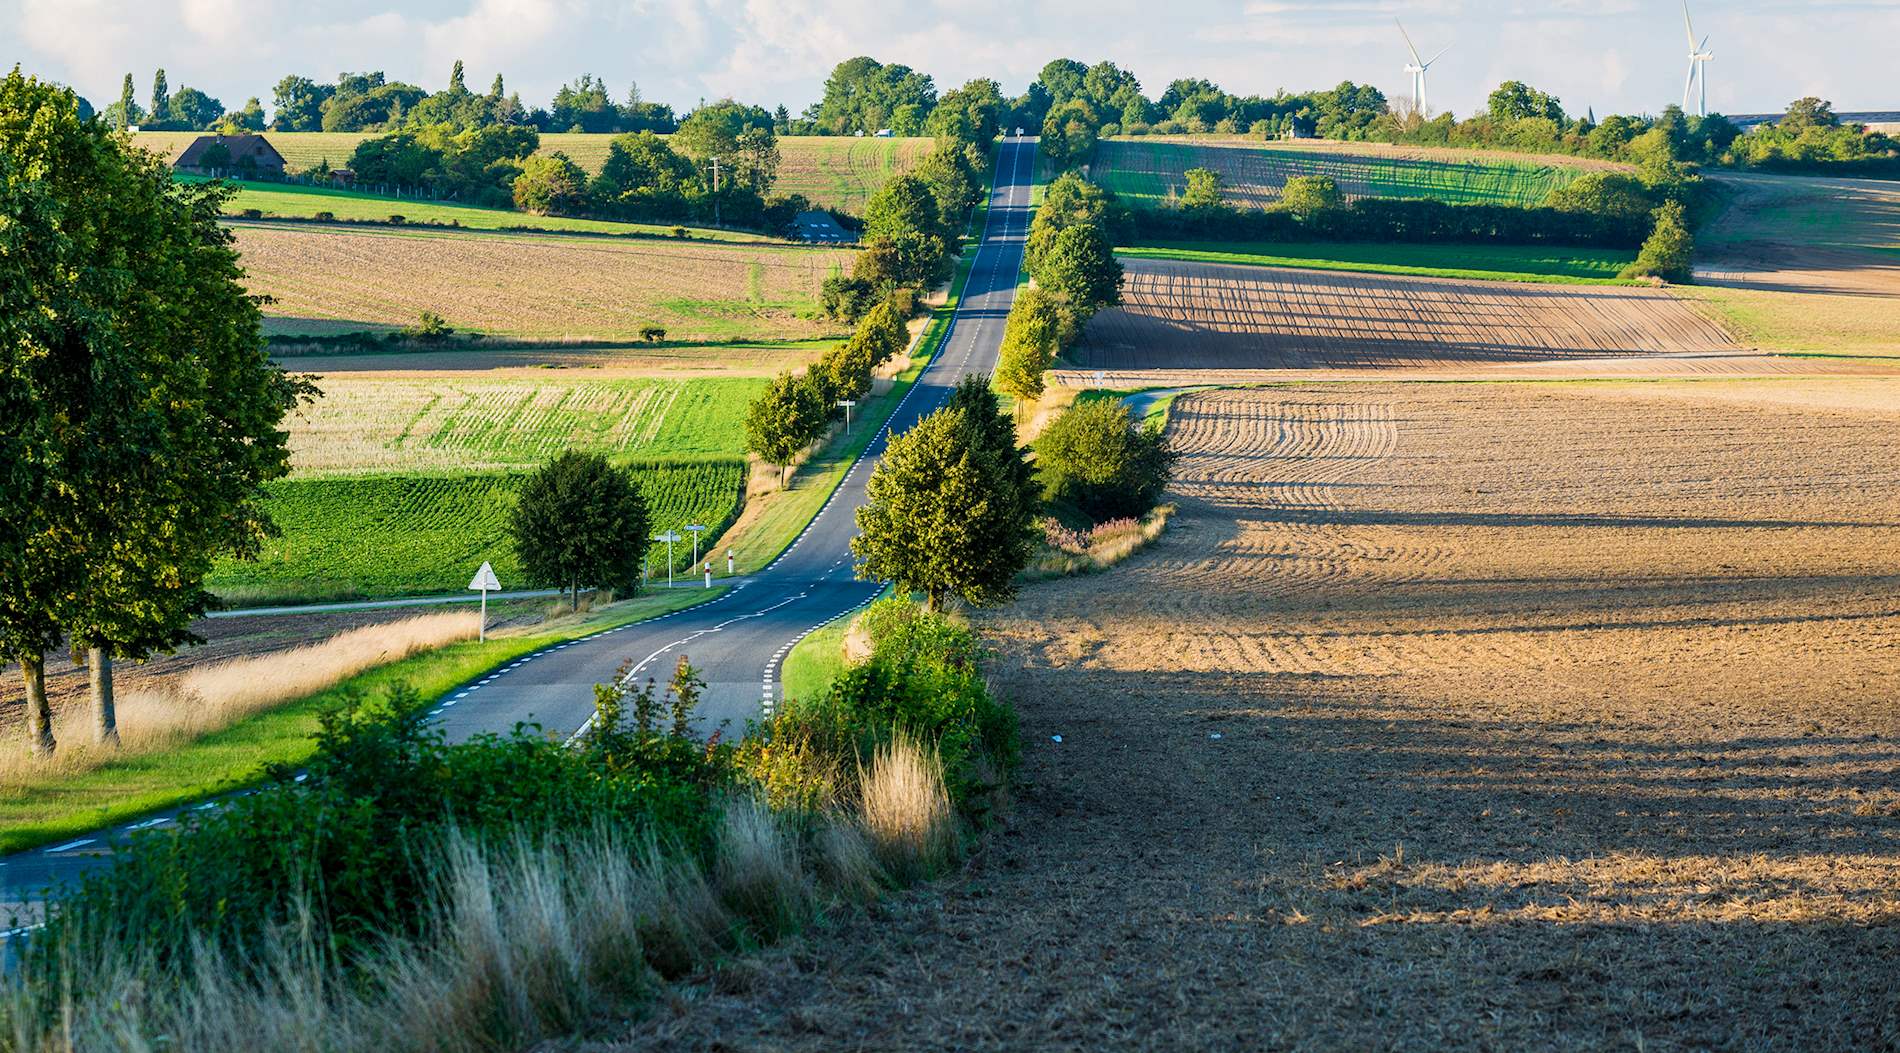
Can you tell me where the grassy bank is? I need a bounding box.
[0,588,726,856]
[1118,240,1637,284]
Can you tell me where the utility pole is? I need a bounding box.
[711,156,721,228]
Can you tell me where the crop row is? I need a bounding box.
[207,461,746,602]
[1093,140,1585,209]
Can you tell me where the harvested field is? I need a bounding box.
[1076,257,1735,371]
[231,224,851,342]
[621,381,1900,1051]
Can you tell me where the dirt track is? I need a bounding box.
[616,382,1900,1052]
[1076,259,1737,372]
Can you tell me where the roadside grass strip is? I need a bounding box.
[0,587,727,857]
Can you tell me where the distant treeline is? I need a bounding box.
[79,56,1896,181]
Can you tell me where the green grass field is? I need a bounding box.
[1093,139,1588,209]
[208,461,745,602]
[1118,240,1638,284]
[140,132,931,216]
[201,177,770,241]
[290,375,765,475]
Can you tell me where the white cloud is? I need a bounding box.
[2,0,1894,119]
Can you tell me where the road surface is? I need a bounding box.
[0,136,1037,922]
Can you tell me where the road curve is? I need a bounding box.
[0,137,1037,915]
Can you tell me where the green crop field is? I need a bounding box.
[1092,139,1588,209]
[1118,240,1637,285]
[138,132,930,215]
[291,375,765,476]
[208,461,746,601]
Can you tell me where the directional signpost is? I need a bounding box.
[686,523,706,567]
[837,398,857,430]
[467,561,502,641]
[653,530,682,589]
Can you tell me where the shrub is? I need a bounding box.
[313,209,336,221]
[1620,200,1695,283]
[640,325,668,342]
[1037,399,1177,522]
[512,152,589,216]
[388,213,406,224]
[670,226,689,238]
[403,310,455,340]
[237,207,263,219]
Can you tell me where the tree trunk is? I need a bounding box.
[90,647,119,747]
[926,588,943,614]
[21,655,55,757]
[570,578,579,612]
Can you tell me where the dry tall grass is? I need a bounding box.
[0,612,476,785]
[2,759,954,1053]
[859,736,957,882]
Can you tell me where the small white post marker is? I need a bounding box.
[468,561,502,641]
[727,549,735,576]
[704,563,713,588]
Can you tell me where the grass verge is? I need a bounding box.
[1118,240,1638,284]
[0,587,727,856]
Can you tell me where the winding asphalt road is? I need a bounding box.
[0,137,1037,922]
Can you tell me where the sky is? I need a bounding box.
[6,0,1896,122]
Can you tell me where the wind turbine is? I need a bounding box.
[1681,1,1713,117]
[1397,20,1452,116]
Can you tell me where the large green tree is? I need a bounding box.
[1,71,307,752]
[1035,225,1123,321]
[745,370,828,486]
[861,173,949,288]
[1036,400,1176,521]
[852,381,1035,611]
[672,99,780,192]
[509,452,649,609]
[995,287,1071,402]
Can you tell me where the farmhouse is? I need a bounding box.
[172,133,286,177]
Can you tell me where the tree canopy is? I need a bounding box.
[510,452,650,608]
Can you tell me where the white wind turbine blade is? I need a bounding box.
[1699,35,1711,55]
[1683,1,1699,50]
[1424,43,1453,70]
[1683,60,1698,111]
[1397,19,1424,65]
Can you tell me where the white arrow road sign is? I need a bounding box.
[468,561,502,640]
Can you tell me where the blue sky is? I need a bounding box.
[6,0,1894,120]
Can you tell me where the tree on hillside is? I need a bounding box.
[593,130,696,203]
[1036,225,1123,321]
[1036,399,1176,522]
[1780,97,1838,132]
[149,69,168,128]
[271,75,332,131]
[1620,201,1695,284]
[102,73,141,130]
[862,174,949,288]
[164,87,225,131]
[511,453,649,609]
[512,152,589,214]
[1,71,308,753]
[1180,167,1226,214]
[1040,99,1099,172]
[1487,80,1565,125]
[1542,172,1658,221]
[815,57,938,136]
[853,396,1036,612]
[1025,172,1119,273]
[860,302,909,363]
[995,287,1071,403]
[946,374,1037,529]
[1277,174,1343,217]
[673,99,780,192]
[746,370,829,486]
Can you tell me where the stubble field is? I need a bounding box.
[625,381,1900,1051]
[1075,257,1736,371]
[232,224,851,341]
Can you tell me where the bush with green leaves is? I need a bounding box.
[511,151,590,215]
[1620,200,1695,283]
[1037,399,1178,522]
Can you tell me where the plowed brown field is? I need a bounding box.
[233,225,850,342]
[619,382,1900,1052]
[1075,258,1737,371]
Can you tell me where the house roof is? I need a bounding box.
[174,133,286,168]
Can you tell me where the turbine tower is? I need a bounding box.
[1681,1,1713,117]
[1397,20,1451,115]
